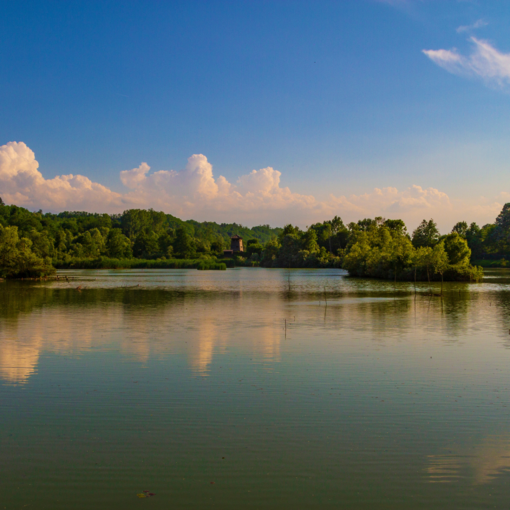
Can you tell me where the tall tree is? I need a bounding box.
[496,203,510,232]
[412,219,440,248]
[431,241,449,295]
[492,203,510,255]
[451,221,468,238]
[384,219,408,237]
[106,229,132,258]
[465,222,483,260]
[133,230,159,259]
[302,228,319,253]
[173,227,196,259]
[444,233,471,266]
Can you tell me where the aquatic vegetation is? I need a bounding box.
[58,257,227,270]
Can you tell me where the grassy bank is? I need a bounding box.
[56,257,227,270]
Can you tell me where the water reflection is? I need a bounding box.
[427,435,510,484]
[0,335,42,383]
[190,314,220,374]
[2,269,510,509]
[0,280,289,382]
[1,269,510,384]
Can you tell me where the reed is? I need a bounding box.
[56,257,227,270]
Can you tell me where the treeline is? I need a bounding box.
[257,217,481,282]
[1,196,509,280]
[0,199,280,277]
[256,204,510,278]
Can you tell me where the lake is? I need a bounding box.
[1,268,510,509]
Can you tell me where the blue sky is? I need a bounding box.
[1,0,509,229]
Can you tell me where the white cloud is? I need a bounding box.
[0,141,126,212]
[423,37,510,90]
[120,162,150,189]
[456,19,488,33]
[330,185,452,214]
[0,141,506,231]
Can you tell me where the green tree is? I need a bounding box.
[466,222,483,259]
[106,229,132,258]
[121,209,152,239]
[73,228,105,258]
[491,203,510,256]
[278,233,303,267]
[329,215,345,234]
[384,219,408,236]
[412,219,440,248]
[342,232,371,277]
[443,233,470,265]
[158,229,175,258]
[133,230,159,259]
[29,229,54,258]
[302,228,319,253]
[310,222,332,252]
[173,227,196,259]
[54,229,70,259]
[390,235,414,282]
[246,238,263,256]
[357,218,379,231]
[451,221,468,238]
[430,241,449,294]
[195,238,211,255]
[414,246,433,282]
[210,235,226,255]
[0,226,54,278]
[261,238,281,267]
[496,203,510,232]
[279,224,301,239]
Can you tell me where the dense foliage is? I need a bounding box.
[342,220,482,283]
[0,202,281,277]
[259,216,482,282]
[2,197,510,280]
[0,225,54,278]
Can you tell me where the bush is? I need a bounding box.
[197,262,227,271]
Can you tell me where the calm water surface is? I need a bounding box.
[2,268,510,509]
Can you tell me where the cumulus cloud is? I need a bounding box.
[0,141,126,212]
[423,37,510,90]
[120,162,150,189]
[0,141,505,231]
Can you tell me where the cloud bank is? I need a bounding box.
[0,141,505,230]
[423,37,510,90]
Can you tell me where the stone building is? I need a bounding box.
[230,235,244,252]
[223,235,244,257]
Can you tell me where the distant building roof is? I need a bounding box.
[230,234,242,239]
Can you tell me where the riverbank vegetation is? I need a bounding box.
[0,225,55,278]
[57,257,227,270]
[1,197,509,280]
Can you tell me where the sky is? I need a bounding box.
[1,0,510,231]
